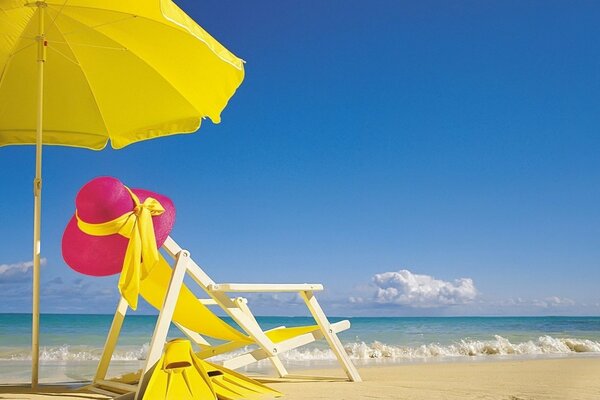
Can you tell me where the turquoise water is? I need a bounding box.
[1,314,600,383]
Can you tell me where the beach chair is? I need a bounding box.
[89,236,361,399]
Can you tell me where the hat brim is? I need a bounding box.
[62,188,176,277]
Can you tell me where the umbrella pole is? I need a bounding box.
[31,2,46,388]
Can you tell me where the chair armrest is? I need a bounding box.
[207,283,324,293]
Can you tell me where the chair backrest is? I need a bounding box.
[139,255,251,343]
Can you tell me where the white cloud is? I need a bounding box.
[369,270,478,308]
[496,296,577,309]
[0,259,47,282]
[531,296,576,308]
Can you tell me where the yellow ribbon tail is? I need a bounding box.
[119,259,138,309]
[119,226,142,310]
[139,207,161,280]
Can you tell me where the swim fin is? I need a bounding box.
[143,339,216,400]
[142,339,282,400]
[193,356,282,399]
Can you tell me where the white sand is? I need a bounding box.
[273,357,600,400]
[1,357,599,399]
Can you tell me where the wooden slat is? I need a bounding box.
[198,298,218,305]
[134,250,190,400]
[255,375,349,383]
[236,296,289,377]
[162,236,182,258]
[185,260,278,357]
[222,320,349,370]
[94,297,128,382]
[208,283,324,292]
[87,386,122,397]
[95,379,137,393]
[175,322,211,346]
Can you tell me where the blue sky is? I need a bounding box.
[1,0,599,316]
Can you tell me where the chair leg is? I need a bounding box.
[235,297,289,377]
[300,291,362,382]
[134,250,191,400]
[267,355,289,378]
[94,296,129,383]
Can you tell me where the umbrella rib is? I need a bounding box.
[54,11,204,116]
[5,41,36,58]
[52,23,111,138]
[47,45,79,65]
[0,7,27,31]
[47,39,126,51]
[45,3,243,70]
[44,5,133,50]
[0,7,37,76]
[56,14,138,38]
[44,4,136,51]
[48,0,69,30]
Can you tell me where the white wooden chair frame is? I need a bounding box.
[88,236,361,399]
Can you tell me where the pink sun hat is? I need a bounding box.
[62,177,176,277]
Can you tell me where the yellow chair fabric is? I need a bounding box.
[139,255,321,345]
[140,256,250,344]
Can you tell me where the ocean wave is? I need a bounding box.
[2,343,149,362]
[1,335,599,362]
[283,335,600,361]
[342,335,600,360]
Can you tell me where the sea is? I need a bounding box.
[1,314,600,383]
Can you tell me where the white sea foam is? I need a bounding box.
[2,336,599,362]
[286,335,600,361]
[3,343,149,362]
[341,335,600,360]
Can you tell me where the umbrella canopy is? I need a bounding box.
[0,0,244,148]
[0,0,245,387]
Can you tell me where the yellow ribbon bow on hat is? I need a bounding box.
[76,187,165,310]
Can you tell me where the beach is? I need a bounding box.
[2,315,600,398]
[273,357,600,400]
[1,357,600,399]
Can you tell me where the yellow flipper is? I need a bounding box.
[143,339,216,400]
[195,358,283,399]
[143,339,282,400]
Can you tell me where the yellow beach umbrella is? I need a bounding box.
[0,0,244,386]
